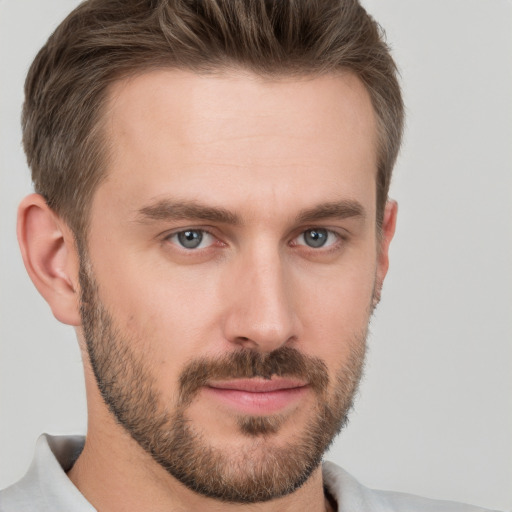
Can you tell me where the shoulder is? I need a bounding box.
[0,434,92,512]
[322,461,502,512]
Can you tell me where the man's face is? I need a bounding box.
[79,70,382,502]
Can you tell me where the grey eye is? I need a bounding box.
[177,230,203,249]
[303,228,328,248]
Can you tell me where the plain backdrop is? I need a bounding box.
[0,1,511,510]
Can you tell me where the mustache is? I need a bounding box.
[178,346,329,406]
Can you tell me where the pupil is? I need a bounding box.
[178,230,203,249]
[305,229,327,248]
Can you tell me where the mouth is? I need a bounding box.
[203,378,310,415]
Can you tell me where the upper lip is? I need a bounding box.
[207,378,308,393]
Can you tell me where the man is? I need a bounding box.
[0,1,503,511]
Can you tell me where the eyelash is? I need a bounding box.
[164,229,218,250]
[163,227,345,253]
[292,228,342,250]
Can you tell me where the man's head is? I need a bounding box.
[17,0,403,506]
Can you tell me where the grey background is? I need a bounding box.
[1,1,511,510]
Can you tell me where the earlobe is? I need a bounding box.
[17,193,81,326]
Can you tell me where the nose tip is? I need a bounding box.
[232,321,296,353]
[222,255,298,353]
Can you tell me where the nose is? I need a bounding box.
[221,246,299,353]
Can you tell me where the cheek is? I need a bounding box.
[296,260,376,327]
[293,258,375,368]
[86,264,218,396]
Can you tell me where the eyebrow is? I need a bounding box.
[294,200,366,224]
[136,199,241,225]
[135,198,365,226]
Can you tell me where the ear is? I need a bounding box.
[17,193,81,326]
[374,200,398,304]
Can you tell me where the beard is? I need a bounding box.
[78,255,368,503]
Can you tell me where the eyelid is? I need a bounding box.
[163,227,219,250]
[160,225,346,252]
[161,224,218,240]
[291,227,345,249]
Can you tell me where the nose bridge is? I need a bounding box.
[223,240,297,351]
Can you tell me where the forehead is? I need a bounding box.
[97,69,378,221]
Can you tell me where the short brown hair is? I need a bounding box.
[23,0,404,236]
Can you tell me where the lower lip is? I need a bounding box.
[203,386,309,415]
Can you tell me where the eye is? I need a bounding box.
[295,228,338,248]
[167,229,215,250]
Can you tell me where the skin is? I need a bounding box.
[17,69,397,512]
